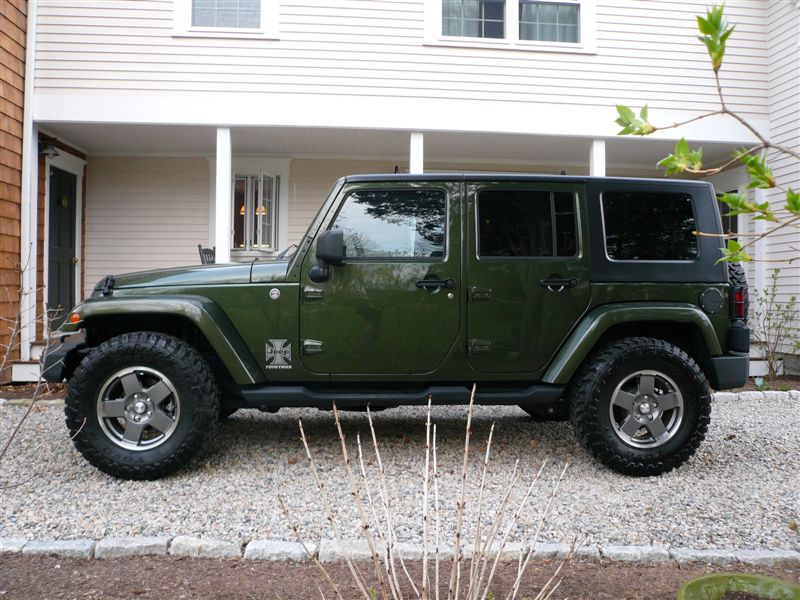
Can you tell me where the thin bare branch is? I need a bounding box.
[448,383,477,600]
[279,496,346,600]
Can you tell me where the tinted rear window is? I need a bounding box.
[602,191,697,261]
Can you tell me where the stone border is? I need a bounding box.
[2,537,798,565]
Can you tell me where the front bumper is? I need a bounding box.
[41,336,89,383]
[708,351,749,390]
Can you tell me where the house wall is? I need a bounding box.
[83,156,210,297]
[765,0,799,304]
[32,1,768,140]
[0,0,26,374]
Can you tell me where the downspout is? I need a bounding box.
[19,0,39,361]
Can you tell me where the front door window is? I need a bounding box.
[299,184,460,376]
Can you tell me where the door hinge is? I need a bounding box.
[469,287,493,302]
[303,286,324,301]
[302,339,323,355]
[468,339,492,355]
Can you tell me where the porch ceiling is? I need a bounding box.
[41,123,738,169]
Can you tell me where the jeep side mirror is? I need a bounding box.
[316,229,345,266]
[309,229,345,283]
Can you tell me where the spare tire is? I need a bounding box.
[727,262,749,323]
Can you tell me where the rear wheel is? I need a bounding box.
[569,337,711,476]
[65,332,220,480]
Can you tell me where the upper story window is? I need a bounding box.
[173,0,278,38]
[443,0,505,39]
[193,0,260,28]
[519,1,579,43]
[429,0,593,53]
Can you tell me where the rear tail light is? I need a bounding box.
[732,287,746,320]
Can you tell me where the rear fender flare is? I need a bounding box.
[543,303,723,385]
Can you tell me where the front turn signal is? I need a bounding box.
[68,312,81,324]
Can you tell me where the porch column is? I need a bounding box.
[214,127,232,263]
[409,132,424,174]
[589,139,606,176]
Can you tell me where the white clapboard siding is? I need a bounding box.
[84,157,210,297]
[765,0,800,318]
[34,1,769,121]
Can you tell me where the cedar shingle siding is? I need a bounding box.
[0,0,25,376]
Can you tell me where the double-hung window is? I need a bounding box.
[174,0,278,38]
[192,0,260,28]
[232,174,279,253]
[443,0,505,39]
[519,1,580,43]
[433,0,591,51]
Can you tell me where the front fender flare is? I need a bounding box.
[542,303,723,385]
[70,295,263,385]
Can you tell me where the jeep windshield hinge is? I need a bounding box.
[101,274,115,297]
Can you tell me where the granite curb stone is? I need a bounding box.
[244,540,316,561]
[170,536,241,559]
[670,548,736,564]
[532,543,571,560]
[0,538,28,554]
[735,549,800,565]
[601,545,670,562]
[318,539,373,563]
[6,537,800,565]
[95,536,170,559]
[23,539,95,559]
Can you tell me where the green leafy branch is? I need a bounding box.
[613,3,800,263]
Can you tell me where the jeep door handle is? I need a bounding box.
[416,278,455,290]
[540,277,579,292]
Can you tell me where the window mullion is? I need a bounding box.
[508,0,519,42]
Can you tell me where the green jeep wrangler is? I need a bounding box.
[45,174,750,480]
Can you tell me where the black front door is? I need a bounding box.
[48,166,77,329]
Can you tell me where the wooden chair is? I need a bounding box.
[197,244,216,264]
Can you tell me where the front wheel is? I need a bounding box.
[569,337,711,476]
[65,332,220,480]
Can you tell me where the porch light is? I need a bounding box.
[40,143,60,159]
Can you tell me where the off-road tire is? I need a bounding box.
[65,332,220,480]
[728,262,749,322]
[569,337,711,477]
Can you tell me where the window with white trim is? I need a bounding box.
[519,1,579,43]
[232,173,279,252]
[443,0,505,39]
[430,0,592,52]
[193,0,260,28]
[173,0,278,38]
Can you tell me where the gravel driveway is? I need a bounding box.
[1,393,798,551]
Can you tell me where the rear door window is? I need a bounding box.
[478,190,577,258]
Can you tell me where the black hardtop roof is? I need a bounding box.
[343,173,710,188]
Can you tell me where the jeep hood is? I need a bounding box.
[96,261,289,292]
